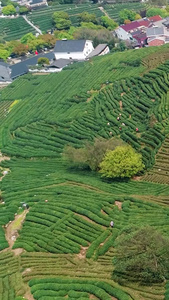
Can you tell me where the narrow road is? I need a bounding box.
[99,6,111,19]
[22,15,42,35]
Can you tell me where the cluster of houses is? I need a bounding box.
[0,39,110,84]
[115,15,169,47]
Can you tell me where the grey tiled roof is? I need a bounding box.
[87,44,108,58]
[0,65,11,82]
[54,40,87,53]
[146,26,164,37]
[10,52,54,79]
[49,59,72,69]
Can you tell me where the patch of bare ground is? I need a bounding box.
[32,73,50,75]
[3,209,29,254]
[99,234,111,247]
[119,100,123,110]
[111,297,118,300]
[77,246,89,259]
[132,176,142,181]
[24,285,35,300]
[22,268,32,276]
[0,154,10,162]
[101,208,107,215]
[115,201,122,210]
[89,295,99,299]
[74,212,97,225]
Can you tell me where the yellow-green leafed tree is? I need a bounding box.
[99,145,144,178]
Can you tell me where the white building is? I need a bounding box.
[87,44,110,58]
[54,39,94,61]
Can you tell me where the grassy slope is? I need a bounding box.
[1,46,169,300]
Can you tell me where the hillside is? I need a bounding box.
[1,46,169,300]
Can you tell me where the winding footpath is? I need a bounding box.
[22,15,42,35]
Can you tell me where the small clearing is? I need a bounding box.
[101,208,107,215]
[24,285,35,300]
[77,246,89,259]
[119,100,123,110]
[98,6,110,18]
[115,201,122,210]
[74,212,96,225]
[4,209,29,254]
[89,295,99,299]
[0,153,10,162]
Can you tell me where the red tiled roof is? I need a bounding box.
[121,21,140,32]
[138,19,150,27]
[149,15,163,22]
[148,38,165,46]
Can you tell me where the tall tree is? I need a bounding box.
[2,4,16,15]
[113,226,169,284]
[63,137,124,171]
[99,145,144,178]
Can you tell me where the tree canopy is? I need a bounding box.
[79,11,97,24]
[52,11,71,30]
[146,8,167,18]
[20,33,36,44]
[119,9,136,24]
[113,226,169,284]
[100,16,118,31]
[63,137,124,171]
[99,145,144,178]
[37,57,50,65]
[2,4,16,15]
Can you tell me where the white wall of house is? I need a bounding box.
[115,27,133,40]
[99,46,110,56]
[54,40,94,60]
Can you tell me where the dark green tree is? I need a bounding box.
[79,11,97,24]
[63,137,124,171]
[37,57,50,65]
[52,11,71,30]
[113,226,169,284]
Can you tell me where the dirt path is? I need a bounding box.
[0,153,10,162]
[4,209,29,254]
[77,246,89,259]
[24,285,35,300]
[99,6,110,18]
[115,201,122,210]
[119,100,123,110]
[22,15,42,35]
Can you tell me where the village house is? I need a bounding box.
[0,62,12,85]
[87,44,110,58]
[54,39,94,61]
[115,15,169,47]
[19,0,48,9]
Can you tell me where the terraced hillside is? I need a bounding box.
[1,47,169,300]
[0,17,35,41]
[27,2,145,33]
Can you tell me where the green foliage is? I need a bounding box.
[146,8,167,18]
[20,32,36,44]
[79,11,97,24]
[63,137,124,171]
[37,57,50,65]
[0,48,9,60]
[99,146,144,178]
[2,4,16,15]
[19,6,29,15]
[52,11,71,30]
[113,226,169,284]
[100,16,118,30]
[119,9,136,24]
